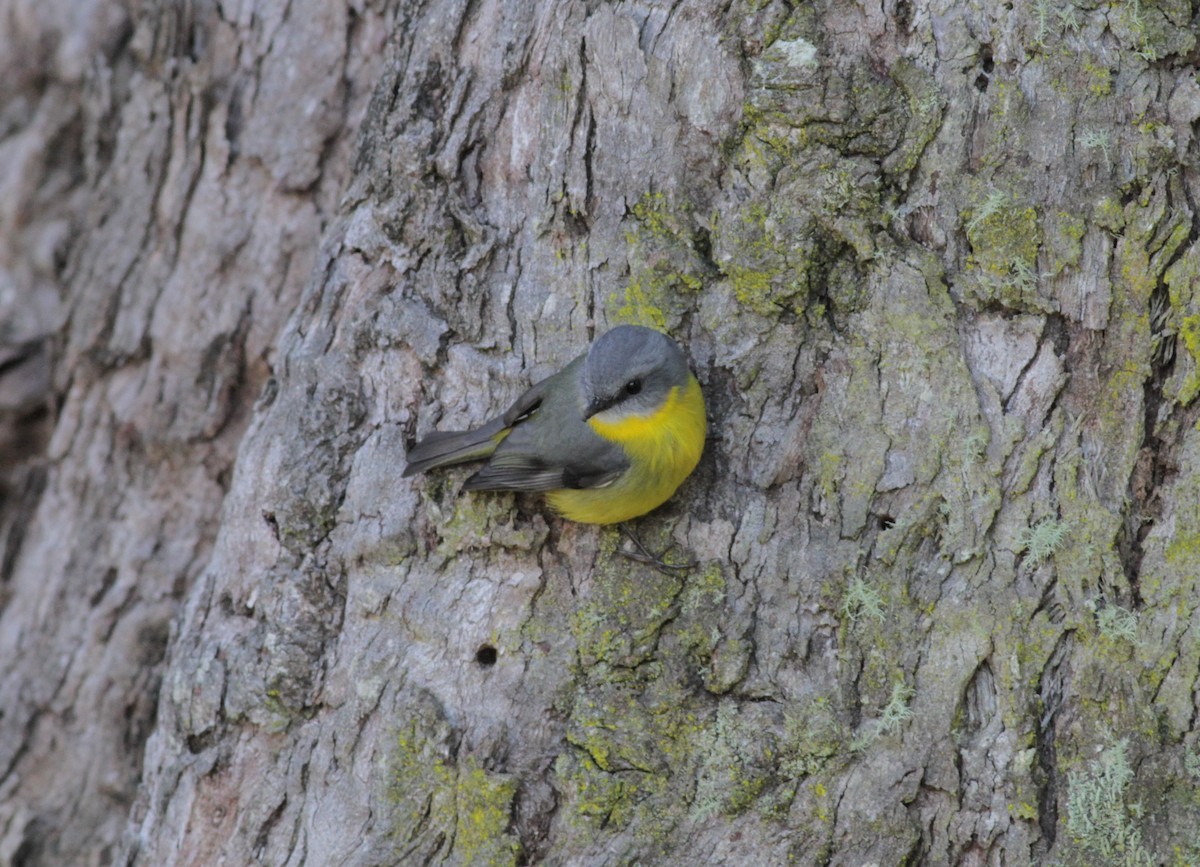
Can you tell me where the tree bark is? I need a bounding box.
[3,0,1200,865]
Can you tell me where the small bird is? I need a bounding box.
[403,325,706,524]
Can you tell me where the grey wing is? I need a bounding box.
[462,359,629,492]
[402,375,553,477]
[462,451,627,492]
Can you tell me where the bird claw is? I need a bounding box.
[618,525,696,575]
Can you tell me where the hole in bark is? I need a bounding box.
[89,567,119,607]
[12,830,42,867]
[186,731,217,754]
[693,225,714,267]
[475,645,498,666]
[878,514,896,530]
[975,45,993,91]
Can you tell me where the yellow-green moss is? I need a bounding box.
[613,191,705,328]
[1093,195,1127,232]
[558,681,703,841]
[548,540,798,842]
[1043,210,1087,277]
[433,494,546,558]
[888,59,943,174]
[780,697,848,780]
[613,281,669,330]
[1172,288,1200,405]
[630,192,682,239]
[964,192,1045,310]
[454,766,521,867]
[255,690,293,733]
[389,724,521,866]
[712,200,810,318]
[1081,60,1112,96]
[691,701,777,820]
[570,529,685,668]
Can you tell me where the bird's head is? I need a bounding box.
[582,325,690,421]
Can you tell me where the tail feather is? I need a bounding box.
[402,418,509,477]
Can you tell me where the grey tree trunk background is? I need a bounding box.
[2,0,1199,864]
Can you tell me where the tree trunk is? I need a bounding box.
[3,0,1199,865]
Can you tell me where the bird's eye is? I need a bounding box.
[624,379,642,396]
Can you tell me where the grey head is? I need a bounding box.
[582,325,690,421]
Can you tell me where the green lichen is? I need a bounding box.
[1078,129,1113,170]
[454,766,521,867]
[1043,210,1088,277]
[840,576,885,625]
[850,679,915,749]
[1066,738,1155,866]
[964,190,1046,311]
[1166,253,1200,405]
[390,722,521,866]
[1185,747,1200,782]
[1018,518,1071,566]
[691,701,771,820]
[677,563,729,677]
[779,697,848,780]
[729,30,937,324]
[549,534,803,845]
[614,191,705,328]
[887,59,943,175]
[815,451,843,502]
[552,533,705,840]
[1028,0,1081,48]
[255,689,294,733]
[570,530,686,669]
[1095,602,1139,644]
[558,680,703,842]
[432,494,546,559]
[1110,0,1196,62]
[712,200,810,319]
[877,681,916,735]
[727,264,784,315]
[681,562,727,613]
[1081,60,1113,97]
[1094,195,1127,232]
[974,78,1032,171]
[630,192,685,239]
[614,281,670,330]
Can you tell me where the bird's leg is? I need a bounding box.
[617,524,696,575]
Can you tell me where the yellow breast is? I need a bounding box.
[546,375,706,524]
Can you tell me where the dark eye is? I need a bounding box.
[624,379,642,396]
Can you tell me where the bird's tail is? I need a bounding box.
[402,417,510,477]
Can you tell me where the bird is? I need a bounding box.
[403,325,706,525]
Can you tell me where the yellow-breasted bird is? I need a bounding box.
[403,325,706,524]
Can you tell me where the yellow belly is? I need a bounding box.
[546,375,706,524]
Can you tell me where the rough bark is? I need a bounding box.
[2,0,1200,865]
[0,0,397,863]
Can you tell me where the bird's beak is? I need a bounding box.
[583,394,618,421]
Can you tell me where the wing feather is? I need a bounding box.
[406,354,629,495]
[403,377,550,477]
[463,454,625,492]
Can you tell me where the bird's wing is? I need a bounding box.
[463,358,629,492]
[461,453,625,492]
[402,375,552,477]
[407,353,629,492]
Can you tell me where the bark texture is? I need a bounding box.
[2,0,1200,865]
